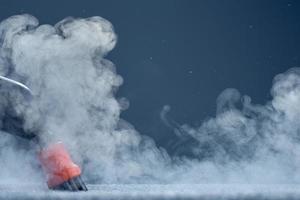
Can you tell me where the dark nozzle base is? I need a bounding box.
[49,176,88,192]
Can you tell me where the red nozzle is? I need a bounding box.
[38,142,81,189]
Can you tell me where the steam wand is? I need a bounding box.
[0,75,88,191]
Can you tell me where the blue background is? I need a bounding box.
[1,0,299,155]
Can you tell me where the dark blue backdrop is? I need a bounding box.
[0,0,299,154]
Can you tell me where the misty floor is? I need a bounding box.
[0,184,300,200]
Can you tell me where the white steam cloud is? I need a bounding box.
[0,14,299,186]
[0,14,168,185]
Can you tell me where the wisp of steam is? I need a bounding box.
[0,14,300,186]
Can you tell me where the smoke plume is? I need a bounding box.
[0,14,300,186]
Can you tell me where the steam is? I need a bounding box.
[163,69,300,183]
[0,14,300,186]
[0,14,168,184]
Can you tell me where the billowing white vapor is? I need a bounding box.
[0,14,300,186]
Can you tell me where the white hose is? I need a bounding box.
[0,75,32,93]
